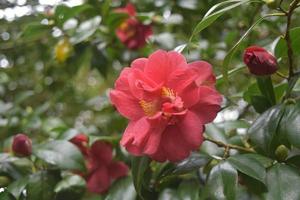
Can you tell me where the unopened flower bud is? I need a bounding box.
[243,46,278,76]
[12,134,32,157]
[275,145,289,162]
[54,38,73,63]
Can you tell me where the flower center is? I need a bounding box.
[139,87,186,120]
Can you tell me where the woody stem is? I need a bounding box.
[285,0,299,79]
[204,136,255,153]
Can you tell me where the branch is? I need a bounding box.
[284,0,300,79]
[204,136,256,153]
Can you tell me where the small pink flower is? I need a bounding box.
[115,3,152,49]
[12,134,32,157]
[243,46,278,75]
[110,50,222,162]
[70,135,129,194]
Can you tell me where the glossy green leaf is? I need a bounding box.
[247,105,285,157]
[26,171,60,200]
[70,16,101,44]
[0,154,32,179]
[242,154,273,168]
[278,101,300,148]
[228,154,266,185]
[131,156,151,200]
[265,163,300,200]
[256,76,276,105]
[178,180,200,200]
[55,174,86,200]
[21,23,51,40]
[205,161,237,200]
[33,140,85,171]
[0,190,16,200]
[105,177,136,200]
[55,4,93,27]
[7,176,28,199]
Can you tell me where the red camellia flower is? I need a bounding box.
[12,134,32,157]
[115,3,152,49]
[243,45,278,75]
[70,135,129,194]
[110,50,222,162]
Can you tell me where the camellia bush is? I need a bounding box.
[0,0,300,199]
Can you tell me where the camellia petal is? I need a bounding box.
[87,165,111,194]
[108,161,129,179]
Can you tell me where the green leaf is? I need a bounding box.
[275,27,300,58]
[178,180,200,200]
[0,190,16,200]
[33,140,85,171]
[55,4,93,27]
[158,189,180,200]
[256,76,276,105]
[250,95,272,113]
[173,153,210,174]
[21,23,51,40]
[91,46,109,78]
[265,163,300,200]
[55,174,86,200]
[70,16,101,44]
[274,82,288,102]
[0,154,32,179]
[106,12,128,29]
[278,101,300,148]
[7,176,28,199]
[222,13,285,83]
[26,171,60,200]
[131,156,151,200]
[247,105,285,157]
[189,0,256,43]
[205,161,237,200]
[228,154,266,185]
[242,154,273,168]
[105,177,136,200]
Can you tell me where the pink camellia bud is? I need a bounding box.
[243,46,278,76]
[12,134,32,157]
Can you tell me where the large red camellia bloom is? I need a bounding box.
[70,135,129,194]
[110,50,222,162]
[115,3,152,49]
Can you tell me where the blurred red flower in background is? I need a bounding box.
[243,45,278,76]
[115,3,152,49]
[70,135,128,194]
[12,133,32,157]
[110,50,222,162]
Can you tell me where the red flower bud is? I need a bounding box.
[69,133,89,156]
[243,46,278,76]
[12,134,32,157]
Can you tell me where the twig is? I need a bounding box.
[284,0,300,79]
[204,136,255,153]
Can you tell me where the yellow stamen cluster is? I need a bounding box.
[139,100,157,116]
[161,87,175,99]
